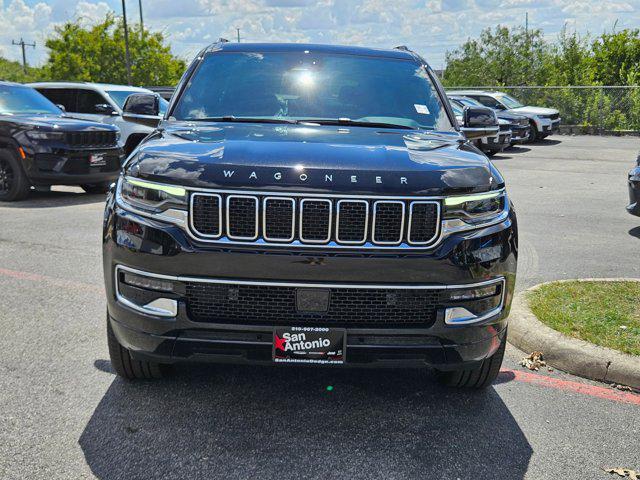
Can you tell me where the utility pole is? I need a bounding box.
[12,38,36,74]
[236,28,241,43]
[138,0,144,33]
[122,0,132,84]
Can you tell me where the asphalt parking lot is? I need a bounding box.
[0,135,638,479]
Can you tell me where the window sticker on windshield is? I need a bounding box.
[414,104,430,114]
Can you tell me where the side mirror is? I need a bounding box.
[56,104,66,113]
[122,93,162,128]
[95,103,117,115]
[460,106,499,140]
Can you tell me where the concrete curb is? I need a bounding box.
[508,279,640,389]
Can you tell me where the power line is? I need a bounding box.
[122,0,132,84]
[139,0,144,32]
[11,38,36,74]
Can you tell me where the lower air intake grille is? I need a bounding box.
[185,282,440,327]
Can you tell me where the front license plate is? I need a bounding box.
[273,326,345,365]
[89,153,107,167]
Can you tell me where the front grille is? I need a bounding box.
[549,113,559,120]
[408,202,439,244]
[336,200,368,243]
[372,201,404,244]
[185,282,440,327]
[264,198,295,241]
[499,124,510,131]
[65,131,118,148]
[190,191,441,248]
[300,199,331,242]
[227,196,258,239]
[191,194,221,237]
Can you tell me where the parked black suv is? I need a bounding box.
[104,43,517,388]
[0,82,122,201]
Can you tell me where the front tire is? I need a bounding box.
[81,182,111,194]
[526,121,539,143]
[107,317,166,380]
[0,150,30,202]
[436,333,506,389]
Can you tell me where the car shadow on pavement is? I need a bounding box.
[0,189,106,208]
[629,226,640,239]
[80,364,532,480]
[534,138,562,146]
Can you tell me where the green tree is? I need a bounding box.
[443,25,549,87]
[590,29,640,86]
[43,14,186,86]
[0,57,45,83]
[541,28,592,86]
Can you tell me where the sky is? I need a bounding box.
[0,0,638,69]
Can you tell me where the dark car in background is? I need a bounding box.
[628,153,640,217]
[0,82,123,201]
[103,42,517,389]
[448,90,560,142]
[448,94,530,146]
[448,100,509,156]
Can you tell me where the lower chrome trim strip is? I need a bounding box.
[115,264,505,291]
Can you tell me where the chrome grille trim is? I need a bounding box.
[262,196,295,242]
[187,189,450,250]
[372,200,405,245]
[335,199,369,244]
[299,198,332,244]
[226,195,259,240]
[189,193,223,239]
[407,201,441,245]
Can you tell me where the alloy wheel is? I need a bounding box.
[0,158,14,195]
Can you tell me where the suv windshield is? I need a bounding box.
[0,85,62,116]
[497,94,524,109]
[173,51,453,131]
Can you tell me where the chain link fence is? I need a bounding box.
[447,86,640,134]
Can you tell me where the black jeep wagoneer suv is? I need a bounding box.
[104,42,517,388]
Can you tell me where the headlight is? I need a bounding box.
[117,176,187,214]
[25,130,65,141]
[443,190,508,231]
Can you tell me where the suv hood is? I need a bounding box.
[509,106,559,116]
[1,114,118,132]
[128,122,504,195]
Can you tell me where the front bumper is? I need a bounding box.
[22,147,123,186]
[540,118,560,135]
[103,198,517,370]
[482,131,512,153]
[509,126,530,144]
[628,167,640,216]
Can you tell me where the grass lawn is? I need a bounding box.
[528,281,640,356]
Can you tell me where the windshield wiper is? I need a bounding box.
[188,116,297,124]
[295,118,418,130]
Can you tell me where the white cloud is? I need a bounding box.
[0,0,638,70]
